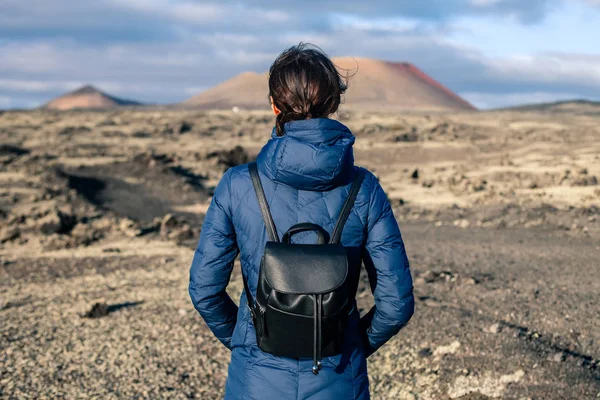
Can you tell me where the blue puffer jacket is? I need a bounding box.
[189,118,414,400]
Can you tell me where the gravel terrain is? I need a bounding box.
[1,108,599,399]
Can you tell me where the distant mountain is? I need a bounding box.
[183,72,269,110]
[43,85,141,110]
[500,99,600,113]
[183,57,476,112]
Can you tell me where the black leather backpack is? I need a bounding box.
[244,162,366,375]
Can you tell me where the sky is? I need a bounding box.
[1,0,599,109]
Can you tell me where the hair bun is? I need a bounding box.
[269,43,347,136]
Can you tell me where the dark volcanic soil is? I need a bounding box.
[63,155,209,225]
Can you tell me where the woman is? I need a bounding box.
[189,43,414,400]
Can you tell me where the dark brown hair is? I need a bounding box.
[269,43,348,136]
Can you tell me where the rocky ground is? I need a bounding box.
[1,108,599,399]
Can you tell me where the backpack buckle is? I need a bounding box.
[247,304,256,319]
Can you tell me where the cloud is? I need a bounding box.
[490,53,600,85]
[0,36,278,107]
[0,0,172,43]
[112,0,227,23]
[461,91,584,109]
[464,52,600,100]
[120,0,290,25]
[231,0,557,23]
[5,24,598,109]
[0,0,598,109]
[0,0,300,45]
[0,42,65,73]
[0,96,11,109]
[0,79,80,92]
[465,0,556,22]
[0,0,556,44]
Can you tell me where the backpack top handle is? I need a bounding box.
[282,223,330,244]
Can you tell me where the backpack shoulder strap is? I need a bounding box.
[330,168,366,244]
[244,162,280,315]
[249,162,279,243]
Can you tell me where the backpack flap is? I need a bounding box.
[263,242,348,295]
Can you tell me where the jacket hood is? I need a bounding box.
[256,118,355,191]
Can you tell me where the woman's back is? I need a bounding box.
[189,44,414,400]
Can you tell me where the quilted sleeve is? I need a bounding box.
[189,169,239,350]
[359,176,414,357]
